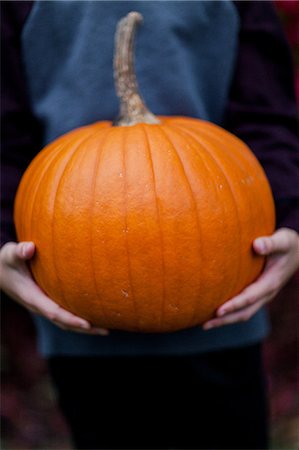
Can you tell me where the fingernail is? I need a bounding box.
[203,323,214,330]
[21,242,31,257]
[79,321,90,329]
[255,238,266,254]
[94,328,109,335]
[218,308,227,317]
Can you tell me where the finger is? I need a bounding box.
[17,278,89,327]
[37,300,92,330]
[1,245,109,335]
[53,321,110,335]
[88,327,110,335]
[24,283,109,333]
[16,241,35,260]
[253,229,296,256]
[217,274,278,317]
[40,303,109,334]
[203,296,271,330]
[2,241,35,266]
[19,281,109,334]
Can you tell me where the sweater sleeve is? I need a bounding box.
[1,1,42,246]
[226,1,299,233]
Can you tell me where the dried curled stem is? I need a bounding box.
[113,11,160,126]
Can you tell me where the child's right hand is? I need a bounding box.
[0,241,109,335]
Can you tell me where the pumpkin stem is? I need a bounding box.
[113,11,160,126]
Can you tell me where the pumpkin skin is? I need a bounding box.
[14,116,275,332]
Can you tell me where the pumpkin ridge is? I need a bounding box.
[168,123,233,308]
[185,124,273,288]
[141,124,166,330]
[16,141,65,242]
[158,125,203,326]
[89,128,113,325]
[122,127,140,331]
[189,125,263,288]
[192,125,274,236]
[50,129,105,307]
[174,124,243,301]
[21,135,80,240]
[186,121,255,164]
[27,140,79,308]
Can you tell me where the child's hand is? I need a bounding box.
[0,241,109,335]
[203,228,299,330]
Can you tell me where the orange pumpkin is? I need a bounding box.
[14,12,275,332]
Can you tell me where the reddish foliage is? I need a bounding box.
[1,300,71,449]
[275,0,299,100]
[264,273,299,447]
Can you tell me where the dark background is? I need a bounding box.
[1,1,299,448]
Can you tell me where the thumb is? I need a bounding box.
[16,241,36,260]
[2,241,35,266]
[253,229,293,255]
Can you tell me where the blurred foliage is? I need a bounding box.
[1,300,72,449]
[264,274,299,449]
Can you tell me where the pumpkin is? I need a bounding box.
[14,12,275,332]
